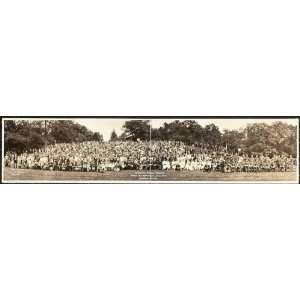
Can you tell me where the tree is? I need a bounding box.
[4,120,104,153]
[203,124,222,145]
[151,120,223,145]
[92,132,103,142]
[121,120,150,140]
[151,120,203,144]
[244,122,297,156]
[110,130,118,141]
[222,129,245,152]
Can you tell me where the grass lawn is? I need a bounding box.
[3,167,297,182]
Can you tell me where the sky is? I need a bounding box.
[75,118,298,141]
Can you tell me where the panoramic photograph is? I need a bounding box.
[149,118,298,182]
[2,117,298,183]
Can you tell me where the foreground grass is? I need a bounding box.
[3,167,297,182]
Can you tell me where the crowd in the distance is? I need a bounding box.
[4,140,296,173]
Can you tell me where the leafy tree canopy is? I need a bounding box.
[121,120,150,141]
[4,120,103,153]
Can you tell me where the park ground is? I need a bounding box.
[3,167,298,182]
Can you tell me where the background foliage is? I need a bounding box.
[120,120,297,156]
[4,120,103,153]
[4,119,297,157]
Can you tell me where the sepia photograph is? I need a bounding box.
[2,118,151,182]
[1,117,299,183]
[2,1,300,299]
[149,118,298,182]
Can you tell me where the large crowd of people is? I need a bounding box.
[4,140,297,173]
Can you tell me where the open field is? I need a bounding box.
[150,170,298,182]
[3,167,298,182]
[3,168,149,181]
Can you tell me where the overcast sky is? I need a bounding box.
[75,118,298,141]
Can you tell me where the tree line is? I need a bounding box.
[111,120,297,156]
[5,119,297,157]
[4,120,103,153]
